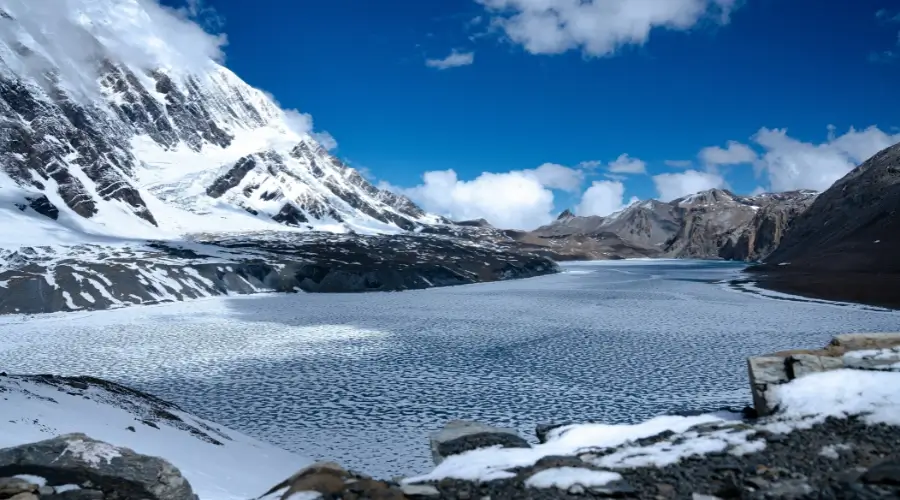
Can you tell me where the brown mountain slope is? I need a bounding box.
[750,141,900,308]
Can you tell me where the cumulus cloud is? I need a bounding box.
[652,170,728,201]
[607,153,647,174]
[475,0,737,57]
[527,163,585,191]
[698,140,757,166]
[752,125,900,192]
[385,162,590,229]
[426,50,475,69]
[393,169,556,229]
[576,180,635,217]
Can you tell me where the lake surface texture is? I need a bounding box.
[1,260,897,477]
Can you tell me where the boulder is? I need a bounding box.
[0,434,196,500]
[429,420,529,465]
[748,333,900,416]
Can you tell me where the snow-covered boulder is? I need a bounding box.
[428,420,529,466]
[0,433,196,500]
[748,333,900,416]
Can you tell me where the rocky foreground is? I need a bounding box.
[2,334,899,499]
[0,231,559,315]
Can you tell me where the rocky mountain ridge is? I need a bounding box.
[749,141,900,308]
[513,189,818,262]
[0,0,440,242]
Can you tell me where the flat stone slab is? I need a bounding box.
[429,420,529,465]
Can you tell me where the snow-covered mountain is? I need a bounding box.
[0,0,439,247]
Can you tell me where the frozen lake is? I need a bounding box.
[1,260,898,477]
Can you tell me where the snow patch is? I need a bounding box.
[60,438,122,466]
[525,467,622,490]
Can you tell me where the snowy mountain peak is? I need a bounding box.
[0,0,436,246]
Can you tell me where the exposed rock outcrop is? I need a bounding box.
[0,434,196,500]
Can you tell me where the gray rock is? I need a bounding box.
[429,420,529,465]
[763,479,814,498]
[747,356,789,416]
[0,433,196,500]
[0,477,38,496]
[861,458,900,486]
[691,494,723,500]
[43,489,105,500]
[786,354,844,379]
[7,493,39,500]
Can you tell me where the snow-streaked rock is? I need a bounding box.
[0,231,558,314]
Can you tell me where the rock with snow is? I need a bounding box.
[428,420,529,466]
[0,374,310,500]
[748,333,900,416]
[0,433,196,500]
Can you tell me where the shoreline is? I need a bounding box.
[745,265,900,311]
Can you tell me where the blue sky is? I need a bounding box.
[166,0,900,228]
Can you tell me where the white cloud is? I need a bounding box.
[312,131,338,151]
[282,109,314,136]
[426,50,475,69]
[385,162,589,229]
[0,0,228,102]
[698,140,757,166]
[575,180,633,217]
[607,153,647,174]
[527,163,585,192]
[752,125,900,192]
[393,169,555,229]
[652,170,728,201]
[664,160,693,168]
[475,0,737,57]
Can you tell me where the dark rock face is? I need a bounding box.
[0,434,196,500]
[718,191,817,262]
[0,232,559,314]
[25,195,60,220]
[750,142,900,308]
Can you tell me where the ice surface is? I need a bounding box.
[0,261,897,477]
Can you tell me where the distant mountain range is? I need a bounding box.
[445,188,819,264]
